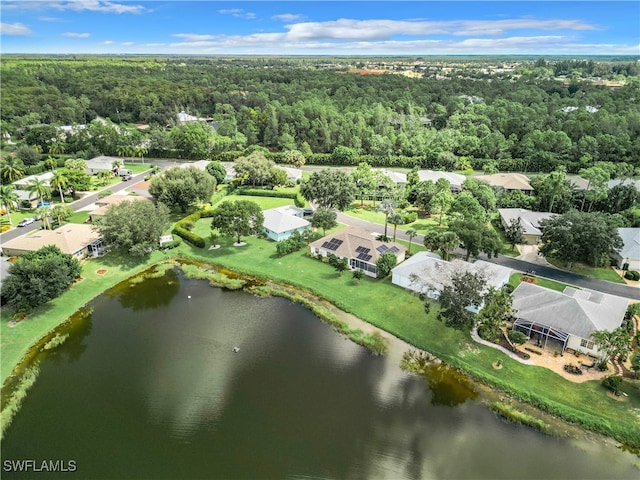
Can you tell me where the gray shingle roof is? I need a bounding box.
[512,282,628,339]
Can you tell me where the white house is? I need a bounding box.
[309,227,406,278]
[85,156,132,176]
[374,169,407,187]
[511,282,628,357]
[613,228,640,271]
[391,252,512,312]
[262,206,310,242]
[416,170,466,192]
[176,160,210,171]
[13,171,55,188]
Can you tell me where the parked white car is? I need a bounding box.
[17,217,35,227]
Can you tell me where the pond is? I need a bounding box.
[1,268,638,479]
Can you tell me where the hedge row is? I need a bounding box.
[173,210,206,248]
[235,188,305,207]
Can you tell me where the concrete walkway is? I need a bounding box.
[470,328,534,365]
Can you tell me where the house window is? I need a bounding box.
[580,339,594,350]
[349,258,376,274]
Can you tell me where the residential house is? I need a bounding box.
[613,228,640,271]
[89,194,152,222]
[416,170,465,192]
[309,227,405,278]
[498,208,556,244]
[85,156,132,176]
[262,206,310,241]
[177,111,214,125]
[374,169,407,187]
[128,180,153,199]
[1,223,105,258]
[276,166,303,183]
[13,171,54,188]
[511,282,628,357]
[176,160,210,171]
[475,173,533,194]
[391,252,511,312]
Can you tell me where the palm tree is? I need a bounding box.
[45,156,57,171]
[134,146,148,164]
[389,212,404,243]
[97,169,114,185]
[0,156,26,183]
[49,141,66,156]
[0,184,19,226]
[116,145,128,159]
[406,228,418,255]
[35,205,52,230]
[111,159,123,175]
[438,231,460,261]
[26,177,51,207]
[375,199,396,239]
[50,170,69,203]
[51,204,73,226]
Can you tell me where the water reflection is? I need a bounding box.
[106,267,180,311]
[2,271,638,480]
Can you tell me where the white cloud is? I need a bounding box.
[217,8,256,20]
[3,1,145,14]
[102,40,114,44]
[0,22,32,35]
[62,32,90,38]
[121,41,134,46]
[272,13,304,22]
[283,18,599,42]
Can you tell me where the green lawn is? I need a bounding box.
[66,211,91,224]
[545,257,626,284]
[508,273,576,292]
[345,202,444,233]
[222,194,296,210]
[123,163,152,174]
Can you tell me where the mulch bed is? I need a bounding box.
[96,269,107,275]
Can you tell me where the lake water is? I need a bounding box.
[1,269,638,479]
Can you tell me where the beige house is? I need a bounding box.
[90,194,152,221]
[475,173,533,194]
[498,208,556,244]
[309,227,405,277]
[2,223,105,258]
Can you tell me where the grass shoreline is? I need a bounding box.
[2,239,640,450]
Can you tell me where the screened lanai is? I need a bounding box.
[512,318,569,352]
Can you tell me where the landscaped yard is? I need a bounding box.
[222,194,297,210]
[545,257,626,284]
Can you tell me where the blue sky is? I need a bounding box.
[1,1,638,55]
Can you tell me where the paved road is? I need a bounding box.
[334,209,640,301]
[1,170,150,243]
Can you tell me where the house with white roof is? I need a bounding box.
[85,156,132,176]
[176,160,210,171]
[511,282,628,357]
[498,208,557,244]
[392,252,511,312]
[417,170,465,192]
[613,228,640,271]
[309,227,406,278]
[375,169,407,187]
[262,206,310,242]
[277,166,303,183]
[13,171,55,188]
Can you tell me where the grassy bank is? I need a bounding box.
[2,228,640,449]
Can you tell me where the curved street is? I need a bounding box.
[333,209,640,301]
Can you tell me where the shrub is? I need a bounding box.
[624,270,640,281]
[172,223,205,248]
[160,238,181,250]
[235,188,299,200]
[508,330,528,345]
[601,375,623,395]
[401,211,418,224]
[182,220,195,231]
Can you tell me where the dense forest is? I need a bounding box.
[1,55,639,173]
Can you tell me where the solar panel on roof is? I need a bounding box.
[389,246,399,253]
[376,245,388,253]
[357,253,373,262]
[322,238,343,251]
[355,246,370,254]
